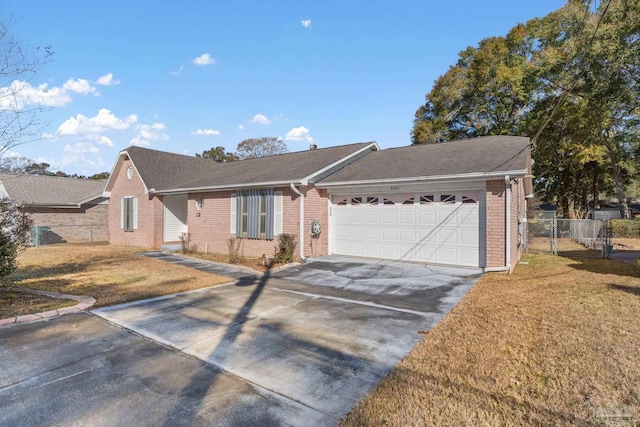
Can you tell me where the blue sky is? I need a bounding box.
[3,0,566,175]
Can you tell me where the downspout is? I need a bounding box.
[505,175,511,273]
[290,183,305,261]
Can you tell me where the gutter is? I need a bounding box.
[316,169,528,188]
[505,175,511,273]
[149,180,302,196]
[289,183,305,261]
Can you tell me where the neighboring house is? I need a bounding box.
[103,135,532,272]
[0,173,109,244]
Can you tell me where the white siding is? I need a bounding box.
[163,194,188,242]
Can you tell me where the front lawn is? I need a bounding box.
[6,244,231,313]
[341,254,640,426]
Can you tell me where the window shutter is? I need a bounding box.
[120,198,125,229]
[273,191,283,236]
[236,191,243,237]
[230,192,237,234]
[133,197,139,230]
[265,189,274,240]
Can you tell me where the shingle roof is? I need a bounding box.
[123,146,222,191]
[0,173,106,206]
[319,136,530,184]
[124,142,376,191]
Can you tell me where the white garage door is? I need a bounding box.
[331,192,480,267]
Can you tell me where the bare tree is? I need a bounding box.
[236,137,288,159]
[0,19,53,155]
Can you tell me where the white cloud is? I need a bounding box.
[250,113,271,125]
[63,78,97,95]
[301,19,312,29]
[64,142,99,154]
[238,124,245,130]
[97,136,114,147]
[192,128,221,136]
[57,108,138,136]
[130,122,169,147]
[169,66,184,75]
[96,73,120,86]
[285,126,314,143]
[0,80,72,110]
[192,53,215,65]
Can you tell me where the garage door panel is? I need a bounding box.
[418,210,437,226]
[398,210,416,225]
[365,210,380,225]
[331,191,480,267]
[350,210,365,223]
[398,228,417,243]
[460,229,479,245]
[365,243,381,257]
[381,211,398,224]
[381,227,397,242]
[350,227,364,239]
[365,228,380,240]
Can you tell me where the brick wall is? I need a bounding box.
[186,185,330,260]
[486,179,506,268]
[29,202,109,243]
[108,158,163,249]
[303,186,328,257]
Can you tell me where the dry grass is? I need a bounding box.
[10,243,231,309]
[614,238,640,251]
[0,290,76,318]
[341,254,640,426]
[182,251,285,272]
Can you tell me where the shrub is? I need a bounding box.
[611,219,640,238]
[179,232,198,253]
[227,237,243,264]
[0,198,33,290]
[274,234,297,263]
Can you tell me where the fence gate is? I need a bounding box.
[525,218,608,258]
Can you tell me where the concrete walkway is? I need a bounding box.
[139,251,262,280]
[0,288,96,327]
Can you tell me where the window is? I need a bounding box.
[121,197,138,231]
[195,197,204,210]
[233,189,281,240]
[419,195,434,204]
[440,194,455,204]
[462,195,478,204]
[350,197,362,205]
[366,196,378,205]
[127,166,134,180]
[336,197,348,206]
[382,197,395,205]
[401,196,415,205]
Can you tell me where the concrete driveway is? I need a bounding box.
[1,256,481,426]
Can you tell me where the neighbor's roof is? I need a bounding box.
[0,173,106,207]
[121,142,377,192]
[318,136,530,185]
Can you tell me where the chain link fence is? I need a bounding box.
[31,224,108,246]
[525,218,610,258]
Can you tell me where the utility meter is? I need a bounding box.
[310,220,321,237]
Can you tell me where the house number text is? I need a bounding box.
[390,186,400,191]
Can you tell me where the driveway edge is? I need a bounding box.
[0,288,96,327]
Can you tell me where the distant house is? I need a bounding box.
[0,173,108,244]
[103,136,532,272]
